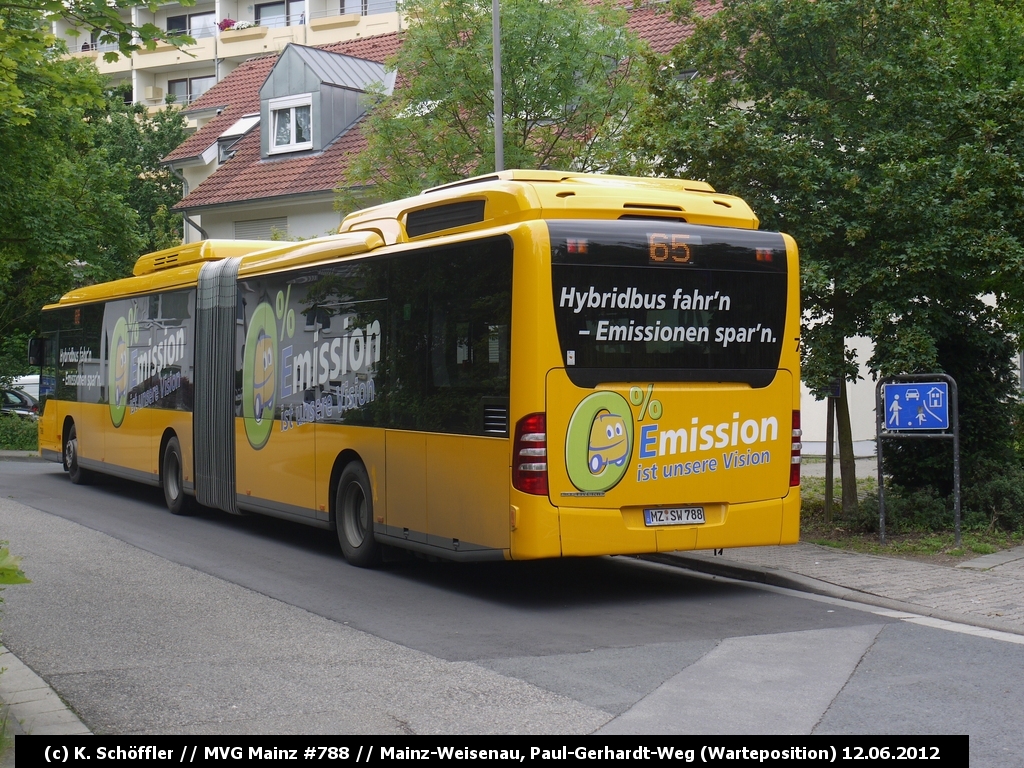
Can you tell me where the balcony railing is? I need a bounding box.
[309,0,398,19]
[77,40,120,53]
[166,25,218,40]
[254,12,306,29]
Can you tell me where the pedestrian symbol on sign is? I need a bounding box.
[888,395,901,426]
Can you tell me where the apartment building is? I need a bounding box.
[55,0,401,111]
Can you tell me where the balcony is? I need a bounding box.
[252,12,307,29]
[136,34,218,69]
[167,24,218,41]
[73,39,119,55]
[306,1,400,44]
[58,1,401,78]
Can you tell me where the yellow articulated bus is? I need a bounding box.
[36,171,801,566]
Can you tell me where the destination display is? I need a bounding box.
[550,220,788,387]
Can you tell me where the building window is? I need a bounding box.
[218,138,238,163]
[255,1,305,28]
[269,95,312,154]
[167,12,217,38]
[235,217,288,240]
[167,75,216,105]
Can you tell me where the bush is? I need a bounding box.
[0,415,37,451]
[854,464,1024,535]
[882,485,952,532]
[963,460,1024,532]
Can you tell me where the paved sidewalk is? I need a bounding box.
[665,543,1024,636]
[0,644,90,763]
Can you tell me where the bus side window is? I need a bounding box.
[424,239,512,435]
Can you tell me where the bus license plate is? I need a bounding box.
[643,507,705,527]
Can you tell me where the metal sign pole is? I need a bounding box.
[950,376,961,547]
[492,0,504,172]
[824,395,835,524]
[875,381,886,544]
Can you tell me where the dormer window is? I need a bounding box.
[258,46,392,160]
[269,94,312,154]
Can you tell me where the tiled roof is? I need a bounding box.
[172,114,369,210]
[163,57,274,164]
[168,4,714,210]
[163,33,401,166]
[627,0,720,56]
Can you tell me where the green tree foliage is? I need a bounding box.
[339,0,646,206]
[0,47,142,338]
[0,8,189,340]
[1,1,195,123]
[0,541,30,664]
[89,84,187,253]
[0,543,28,585]
[623,0,1024,520]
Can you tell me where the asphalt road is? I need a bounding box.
[1,460,1023,762]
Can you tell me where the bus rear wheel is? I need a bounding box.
[336,462,380,567]
[162,436,194,516]
[64,423,92,485]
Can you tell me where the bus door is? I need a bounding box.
[101,298,155,479]
[235,274,318,520]
[384,240,513,554]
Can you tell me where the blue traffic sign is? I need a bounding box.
[883,382,949,430]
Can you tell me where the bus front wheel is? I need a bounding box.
[64,424,92,485]
[336,462,380,567]
[162,436,194,516]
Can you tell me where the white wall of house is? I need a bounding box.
[800,335,878,456]
[193,196,341,241]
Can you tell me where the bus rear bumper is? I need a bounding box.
[556,492,799,557]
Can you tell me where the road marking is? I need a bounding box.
[899,616,1024,645]
[646,562,1024,646]
[598,625,884,735]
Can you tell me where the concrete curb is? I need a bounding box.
[649,552,1024,638]
[0,451,42,462]
[957,546,1024,571]
[0,646,90,737]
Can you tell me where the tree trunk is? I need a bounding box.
[836,378,859,517]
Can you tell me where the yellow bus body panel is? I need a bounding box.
[235,417,317,516]
[314,424,387,523]
[425,433,509,550]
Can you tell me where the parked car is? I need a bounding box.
[1,388,39,419]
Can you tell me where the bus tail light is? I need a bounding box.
[790,410,802,486]
[513,413,548,496]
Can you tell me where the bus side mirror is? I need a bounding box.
[28,337,46,367]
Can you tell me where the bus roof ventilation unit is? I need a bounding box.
[133,240,274,276]
[406,200,486,238]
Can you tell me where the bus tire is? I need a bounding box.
[64,423,93,485]
[162,436,194,516]
[336,462,380,567]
